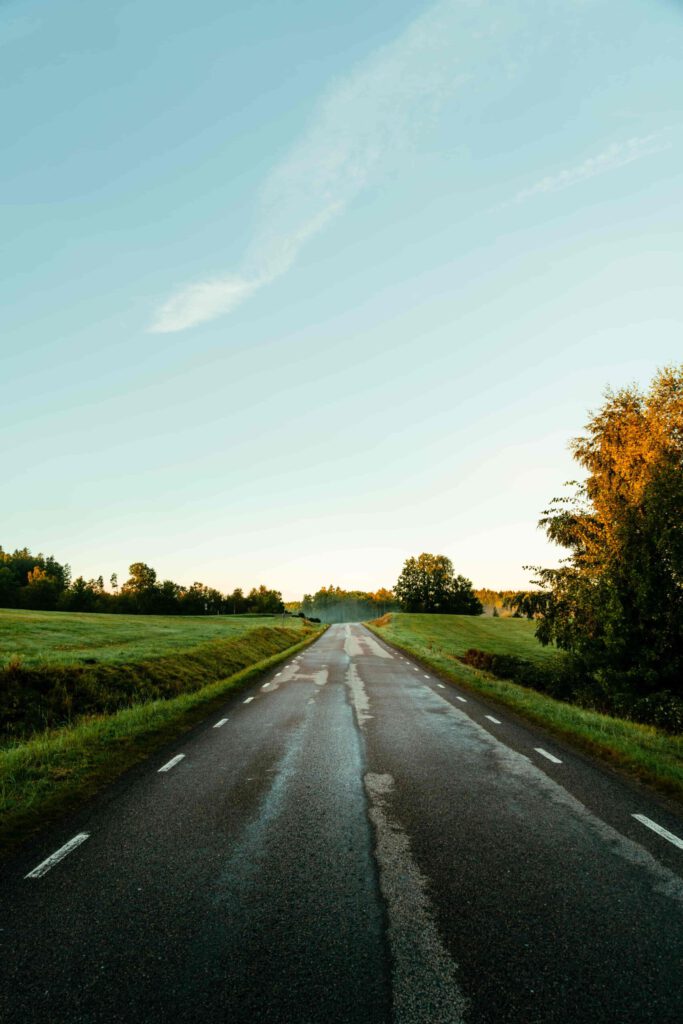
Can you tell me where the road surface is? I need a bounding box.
[1,623,682,1023]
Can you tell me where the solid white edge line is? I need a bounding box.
[25,833,90,879]
[535,747,562,764]
[158,753,185,773]
[243,696,254,704]
[485,715,502,725]
[632,814,683,850]
[213,718,228,728]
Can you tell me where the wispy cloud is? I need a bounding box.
[511,131,670,205]
[149,0,482,333]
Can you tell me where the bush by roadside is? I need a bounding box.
[459,648,683,735]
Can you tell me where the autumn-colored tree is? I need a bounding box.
[531,365,683,697]
[22,565,61,610]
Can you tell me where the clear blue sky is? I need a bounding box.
[2,0,682,598]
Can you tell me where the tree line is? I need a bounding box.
[0,553,285,616]
[294,564,483,623]
[293,586,399,624]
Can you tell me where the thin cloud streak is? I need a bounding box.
[149,0,482,333]
[512,132,670,205]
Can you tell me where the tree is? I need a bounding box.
[21,566,61,610]
[530,365,683,697]
[394,553,482,614]
[502,591,548,620]
[120,562,159,613]
[60,576,102,612]
[228,588,248,614]
[0,566,19,607]
[246,585,284,614]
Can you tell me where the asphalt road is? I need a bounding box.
[1,623,682,1024]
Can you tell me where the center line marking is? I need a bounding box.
[213,718,228,728]
[535,747,562,764]
[455,695,467,703]
[158,754,185,772]
[485,715,501,725]
[25,833,90,879]
[243,696,254,704]
[632,814,683,850]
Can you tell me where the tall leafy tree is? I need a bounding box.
[394,553,482,614]
[532,365,683,697]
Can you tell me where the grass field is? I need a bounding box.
[368,613,683,802]
[0,609,324,852]
[0,609,315,739]
[0,607,292,667]
[373,612,560,665]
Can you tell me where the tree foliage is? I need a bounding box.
[0,548,284,617]
[530,365,683,698]
[394,553,482,615]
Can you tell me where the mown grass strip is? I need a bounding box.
[366,619,683,802]
[0,626,325,856]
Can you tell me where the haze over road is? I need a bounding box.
[2,624,682,1023]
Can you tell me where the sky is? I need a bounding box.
[1,0,682,599]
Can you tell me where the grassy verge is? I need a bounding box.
[1,614,315,738]
[367,615,683,802]
[0,625,325,856]
[368,611,560,664]
[0,607,294,667]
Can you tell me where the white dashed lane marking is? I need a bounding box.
[632,814,683,850]
[243,697,254,704]
[158,754,185,773]
[535,748,562,764]
[213,718,228,728]
[455,695,467,703]
[25,833,90,879]
[485,715,501,725]
[437,684,445,689]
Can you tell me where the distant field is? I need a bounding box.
[0,608,299,668]
[373,612,559,665]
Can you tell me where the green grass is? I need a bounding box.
[0,609,316,738]
[367,613,683,801]
[0,619,325,855]
[375,611,560,665]
[0,607,291,667]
